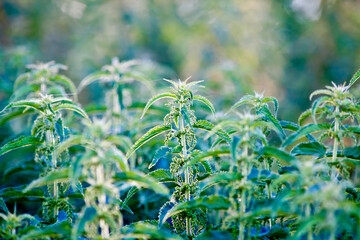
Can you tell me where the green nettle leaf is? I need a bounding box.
[309,89,333,100]
[50,75,77,93]
[0,109,35,125]
[193,95,215,116]
[20,221,72,240]
[181,108,193,129]
[73,207,97,239]
[298,109,312,126]
[126,125,171,159]
[158,201,174,227]
[53,103,89,119]
[263,97,279,116]
[0,197,9,213]
[160,196,231,225]
[229,95,254,112]
[185,146,230,167]
[257,105,286,138]
[141,92,178,119]
[13,72,31,90]
[24,168,71,192]
[0,136,42,155]
[193,120,231,143]
[121,222,180,240]
[291,141,326,158]
[311,96,330,122]
[77,71,111,92]
[149,146,172,169]
[343,146,360,159]
[148,169,175,183]
[348,66,360,88]
[280,120,299,132]
[199,172,242,193]
[282,123,330,147]
[1,100,43,113]
[113,171,169,196]
[258,146,295,162]
[10,84,40,100]
[123,186,140,207]
[0,185,44,199]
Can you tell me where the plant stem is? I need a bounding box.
[332,106,339,179]
[238,144,248,240]
[179,102,192,237]
[96,163,110,238]
[50,130,59,218]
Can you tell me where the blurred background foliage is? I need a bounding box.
[1,0,360,121]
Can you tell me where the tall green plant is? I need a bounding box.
[126,78,230,238]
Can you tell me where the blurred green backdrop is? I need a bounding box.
[1,0,360,121]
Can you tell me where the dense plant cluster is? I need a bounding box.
[1,59,360,240]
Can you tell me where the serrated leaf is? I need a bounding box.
[280,120,299,132]
[148,169,175,183]
[0,109,35,125]
[55,135,91,155]
[229,95,254,112]
[193,120,231,143]
[194,95,215,116]
[258,146,295,162]
[298,109,311,126]
[72,207,97,239]
[78,71,111,92]
[50,75,76,93]
[14,72,31,90]
[291,141,326,158]
[0,197,9,214]
[199,172,242,192]
[309,89,332,100]
[282,123,330,147]
[263,97,279,116]
[348,67,360,88]
[257,105,285,139]
[185,146,230,167]
[149,147,172,169]
[123,186,140,206]
[113,171,169,196]
[181,108,193,129]
[24,168,70,192]
[141,93,177,119]
[1,99,43,113]
[160,196,230,225]
[20,221,72,240]
[11,84,40,101]
[0,185,44,199]
[311,96,330,123]
[126,125,171,159]
[158,201,174,227]
[0,136,42,155]
[121,222,180,240]
[53,103,89,119]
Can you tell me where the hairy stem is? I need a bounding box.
[179,102,192,236]
[96,164,110,238]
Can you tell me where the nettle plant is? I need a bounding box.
[0,62,87,238]
[126,78,231,238]
[78,58,151,134]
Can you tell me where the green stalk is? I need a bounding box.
[306,203,313,240]
[238,143,248,240]
[179,101,192,237]
[50,130,58,218]
[96,164,110,239]
[331,106,339,179]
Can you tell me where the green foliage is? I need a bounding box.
[1,61,360,240]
